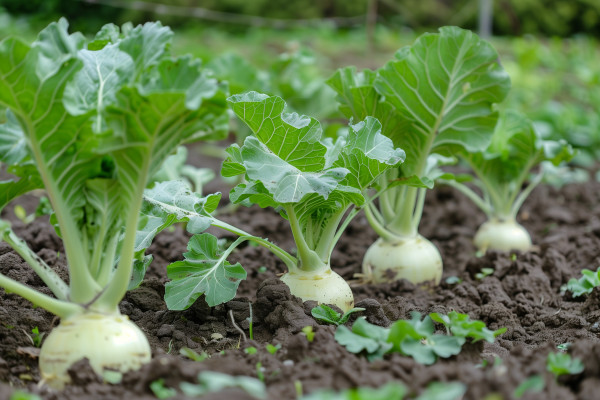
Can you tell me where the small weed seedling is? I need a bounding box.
[336,312,505,364]
[245,346,258,355]
[475,268,495,280]
[265,343,281,355]
[547,352,584,378]
[311,304,365,325]
[564,267,600,297]
[179,347,209,362]
[513,375,545,399]
[301,326,315,343]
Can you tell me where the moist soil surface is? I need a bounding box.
[1,151,599,400]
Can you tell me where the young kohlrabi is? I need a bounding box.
[443,110,574,252]
[222,92,404,311]
[144,92,404,312]
[0,20,227,387]
[327,27,511,285]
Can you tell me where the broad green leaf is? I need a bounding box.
[547,352,584,377]
[239,136,348,203]
[566,267,600,297]
[335,317,393,361]
[326,66,408,145]
[63,43,135,131]
[376,27,510,177]
[0,169,43,212]
[118,22,173,77]
[0,110,29,165]
[228,91,328,172]
[206,52,267,95]
[165,233,247,309]
[300,382,407,400]
[311,304,342,325]
[333,117,406,189]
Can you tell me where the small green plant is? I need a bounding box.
[150,379,177,399]
[179,347,209,362]
[9,391,42,400]
[300,381,466,400]
[245,346,258,355]
[557,343,571,352]
[335,312,505,365]
[430,311,506,342]
[564,267,600,297]
[29,326,44,348]
[265,343,281,354]
[181,371,266,399]
[445,276,462,285]
[443,110,573,253]
[256,362,265,382]
[302,326,315,343]
[311,304,365,325]
[513,375,545,398]
[547,352,584,377]
[475,268,494,280]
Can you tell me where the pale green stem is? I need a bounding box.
[387,185,419,237]
[22,117,100,303]
[364,203,397,242]
[510,172,544,220]
[0,273,81,318]
[94,233,120,287]
[211,219,298,271]
[88,223,110,280]
[2,227,70,301]
[411,187,427,232]
[284,205,326,273]
[314,209,346,262]
[442,180,493,218]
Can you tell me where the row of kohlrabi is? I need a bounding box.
[0,21,575,390]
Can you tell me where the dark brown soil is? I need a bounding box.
[1,147,599,399]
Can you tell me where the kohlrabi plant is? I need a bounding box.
[0,19,227,387]
[442,110,574,252]
[221,92,404,311]
[327,26,511,285]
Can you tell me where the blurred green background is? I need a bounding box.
[0,0,599,168]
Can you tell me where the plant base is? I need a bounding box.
[281,268,354,312]
[473,219,532,252]
[362,236,443,285]
[39,313,151,389]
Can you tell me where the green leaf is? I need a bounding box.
[300,382,407,400]
[0,110,29,165]
[374,27,510,177]
[180,371,266,399]
[165,233,247,309]
[335,317,392,361]
[514,375,545,399]
[117,22,173,77]
[311,304,342,325]
[228,92,328,172]
[566,267,600,297]
[430,311,506,343]
[139,180,220,252]
[63,43,135,131]
[547,352,584,377]
[416,382,467,400]
[333,117,405,189]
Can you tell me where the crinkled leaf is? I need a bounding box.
[0,110,29,165]
[63,43,135,130]
[430,311,506,342]
[139,180,220,252]
[335,317,392,361]
[566,267,600,297]
[180,371,266,399]
[128,254,153,290]
[300,382,407,400]
[118,22,173,77]
[374,27,510,177]
[165,233,247,309]
[333,117,405,189]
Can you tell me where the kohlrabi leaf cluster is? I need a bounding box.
[335,312,505,365]
[0,19,228,387]
[311,304,365,326]
[443,110,574,252]
[327,26,511,285]
[220,91,405,311]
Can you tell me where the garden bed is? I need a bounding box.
[1,154,599,399]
